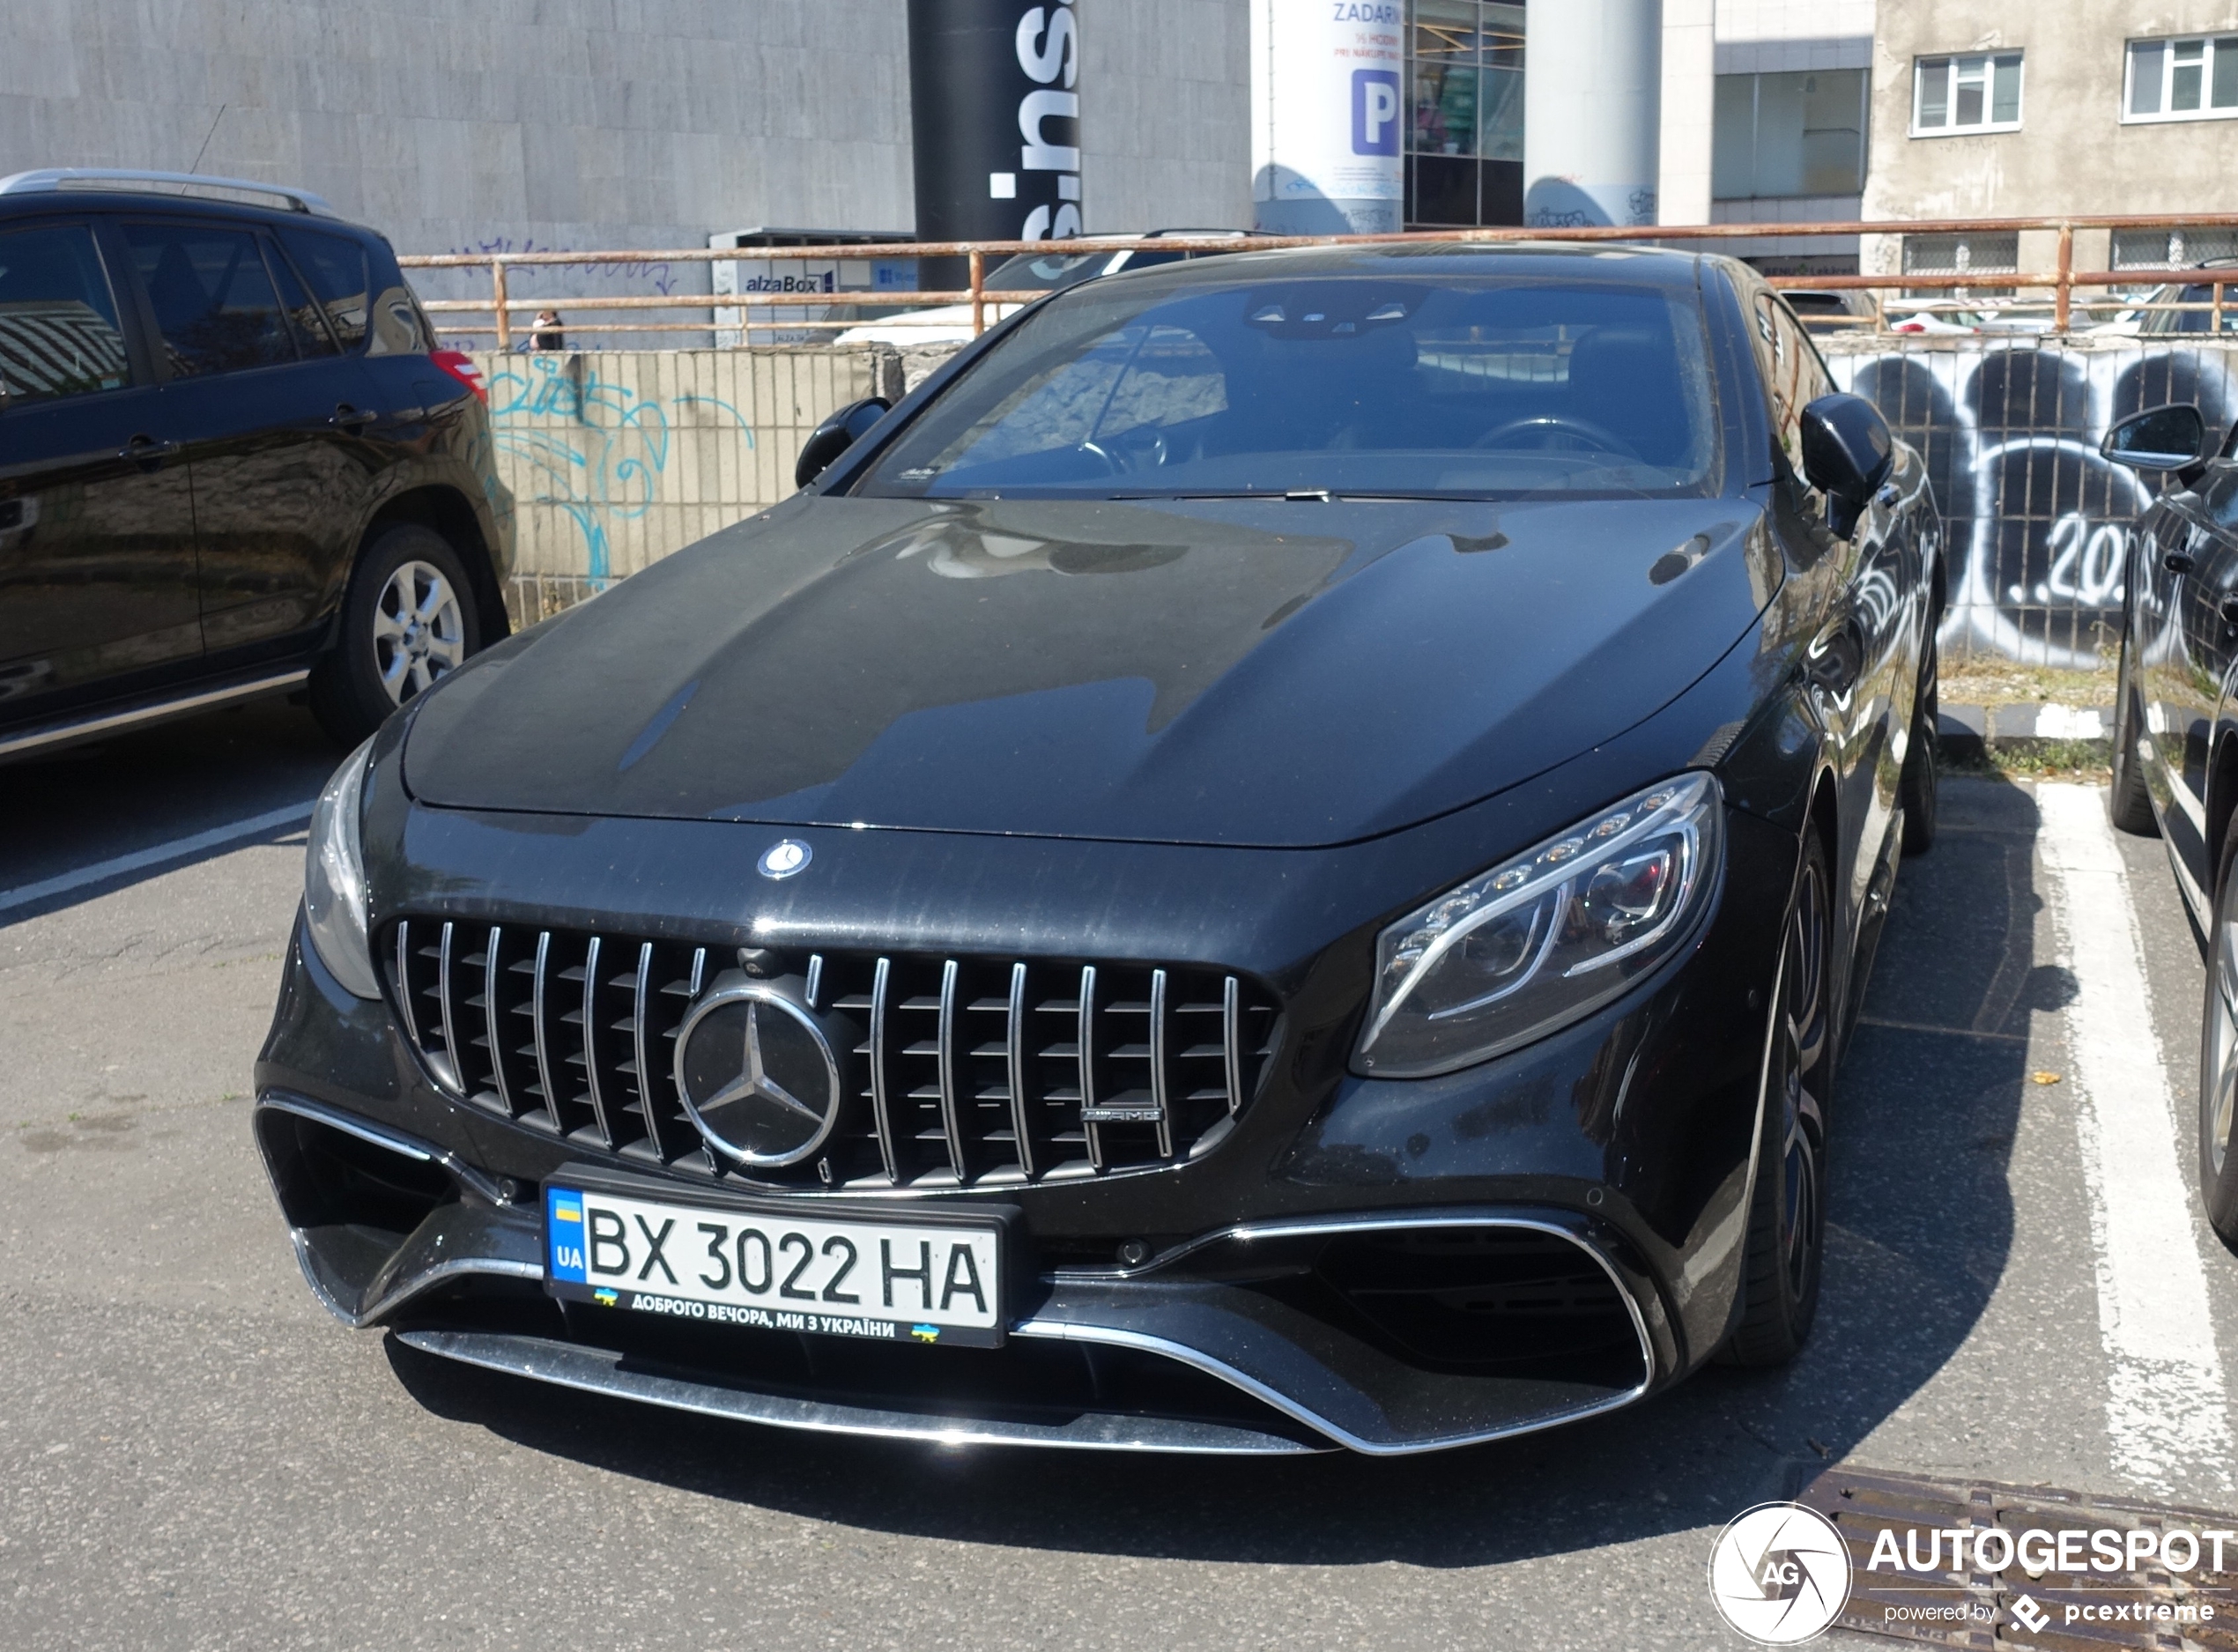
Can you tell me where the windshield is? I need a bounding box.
[856,271,1721,500]
[983,250,1115,293]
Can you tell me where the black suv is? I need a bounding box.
[0,168,513,756]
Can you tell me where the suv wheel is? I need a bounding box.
[309,523,481,745]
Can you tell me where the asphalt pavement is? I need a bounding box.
[4,706,2236,1651]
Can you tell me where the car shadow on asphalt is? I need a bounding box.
[382,774,2049,1568]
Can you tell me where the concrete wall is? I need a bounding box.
[1863,0,2238,276]
[4,0,1253,320]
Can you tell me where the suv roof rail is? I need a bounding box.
[0,168,339,217]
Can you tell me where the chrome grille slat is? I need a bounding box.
[868,956,899,1182]
[632,941,665,1159]
[530,930,558,1123]
[936,958,965,1179]
[581,935,615,1148]
[1222,974,1245,1118]
[484,926,515,1115]
[382,919,1277,1190]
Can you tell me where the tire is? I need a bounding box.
[2108,619,2159,836]
[1722,830,1834,1366]
[308,524,482,746]
[2198,812,2238,1255]
[1898,631,1938,855]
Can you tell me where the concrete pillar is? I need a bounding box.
[1249,0,1406,235]
[1657,0,1714,227]
[1524,0,1663,229]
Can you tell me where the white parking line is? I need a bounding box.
[0,801,313,916]
[2036,782,2234,1496]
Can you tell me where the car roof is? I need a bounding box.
[0,175,381,241]
[1100,238,1709,292]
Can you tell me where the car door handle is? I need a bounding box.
[2166,550,2197,574]
[329,404,375,432]
[120,434,182,470]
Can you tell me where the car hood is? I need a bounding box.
[404,494,1777,848]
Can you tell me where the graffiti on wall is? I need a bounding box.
[485,355,754,582]
[1828,340,2238,668]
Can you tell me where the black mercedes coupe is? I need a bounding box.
[256,243,1940,1455]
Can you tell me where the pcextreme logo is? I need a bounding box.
[1708,1502,1854,1644]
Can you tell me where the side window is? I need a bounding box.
[1750,288,1804,477]
[1773,299,1835,408]
[276,226,370,350]
[122,222,297,377]
[0,221,132,404]
[266,241,340,357]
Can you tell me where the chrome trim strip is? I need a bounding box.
[1148,967,1172,1158]
[255,1091,507,1206]
[804,952,823,1010]
[937,957,965,1177]
[434,920,458,1091]
[485,925,515,1115]
[396,1330,1323,1456]
[1222,974,1243,1118]
[392,920,419,1048]
[1078,964,1102,1171]
[1005,960,1033,1178]
[0,666,309,759]
[687,945,708,998]
[869,956,899,1182]
[632,941,663,1157]
[581,935,614,1147]
[530,930,557,1120]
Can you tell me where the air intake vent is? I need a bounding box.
[385,921,1278,1190]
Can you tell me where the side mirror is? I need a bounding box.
[795,396,892,490]
[1799,392,1894,537]
[2101,403,2210,473]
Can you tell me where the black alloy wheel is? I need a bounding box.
[1723,830,1834,1365]
[309,523,484,745]
[2198,812,2238,1254]
[1898,629,1938,855]
[2108,618,2159,835]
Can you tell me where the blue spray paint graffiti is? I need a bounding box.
[486,356,754,582]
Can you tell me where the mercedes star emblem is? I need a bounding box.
[673,983,843,1167]
[758,839,811,878]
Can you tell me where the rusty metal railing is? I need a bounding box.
[398,215,2238,346]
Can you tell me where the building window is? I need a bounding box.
[1405,0,1525,228]
[1902,232,2019,299]
[2126,36,2238,122]
[1912,53,2023,135]
[1713,70,1869,200]
[2113,226,2238,270]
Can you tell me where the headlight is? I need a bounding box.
[304,737,382,999]
[1353,773,1723,1078]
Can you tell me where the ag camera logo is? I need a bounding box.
[1708,1501,1853,1644]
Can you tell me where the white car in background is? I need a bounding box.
[833,230,1256,346]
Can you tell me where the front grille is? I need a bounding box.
[384,919,1278,1190]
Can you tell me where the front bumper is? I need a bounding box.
[256,1091,1659,1455]
[257,671,1804,1455]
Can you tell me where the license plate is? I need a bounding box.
[544,1181,1006,1348]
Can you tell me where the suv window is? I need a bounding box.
[1750,287,1835,479]
[0,222,132,404]
[266,243,340,357]
[277,226,370,350]
[124,222,297,377]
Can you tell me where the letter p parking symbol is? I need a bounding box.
[1352,70,1400,156]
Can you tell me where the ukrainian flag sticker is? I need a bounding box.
[547,1186,587,1283]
